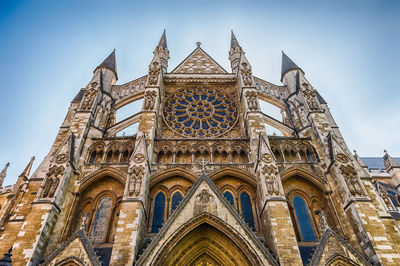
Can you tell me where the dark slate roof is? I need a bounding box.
[361,157,400,170]
[71,89,85,103]
[316,91,327,104]
[97,50,117,74]
[231,30,240,49]
[281,51,303,80]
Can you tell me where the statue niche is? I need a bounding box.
[128,165,145,197]
[42,165,64,198]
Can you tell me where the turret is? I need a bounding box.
[229,31,242,73]
[0,163,10,187]
[93,49,118,93]
[383,150,400,186]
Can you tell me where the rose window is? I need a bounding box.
[163,87,238,137]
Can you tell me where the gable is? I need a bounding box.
[137,174,277,265]
[43,230,100,266]
[171,46,228,74]
[310,229,370,266]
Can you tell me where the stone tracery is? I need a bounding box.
[163,87,238,138]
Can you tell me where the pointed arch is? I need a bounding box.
[79,167,126,192]
[280,166,326,192]
[209,167,257,187]
[150,167,197,189]
[144,213,271,266]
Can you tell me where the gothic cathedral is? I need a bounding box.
[0,31,400,266]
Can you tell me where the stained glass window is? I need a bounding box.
[293,195,317,241]
[171,192,183,213]
[240,192,255,231]
[224,191,234,207]
[91,196,112,243]
[151,193,166,233]
[163,87,238,138]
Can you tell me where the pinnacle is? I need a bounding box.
[19,156,35,178]
[158,29,167,49]
[281,51,303,81]
[97,49,117,75]
[230,30,240,49]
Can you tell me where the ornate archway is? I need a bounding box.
[147,213,269,266]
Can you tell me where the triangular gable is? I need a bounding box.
[43,230,101,266]
[309,229,371,266]
[171,46,228,74]
[137,173,277,265]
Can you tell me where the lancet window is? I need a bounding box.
[292,195,317,242]
[240,192,256,231]
[151,192,166,233]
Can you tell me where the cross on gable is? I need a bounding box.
[199,158,208,172]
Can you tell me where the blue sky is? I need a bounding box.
[0,0,399,185]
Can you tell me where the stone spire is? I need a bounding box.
[383,150,399,172]
[230,30,240,49]
[158,29,167,49]
[19,157,35,179]
[95,49,117,78]
[0,162,10,187]
[281,51,304,81]
[353,150,368,169]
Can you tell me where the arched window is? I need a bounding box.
[91,196,113,243]
[171,192,183,214]
[89,151,96,163]
[240,192,255,231]
[151,193,166,233]
[224,191,234,207]
[306,150,314,163]
[388,190,400,207]
[293,195,317,241]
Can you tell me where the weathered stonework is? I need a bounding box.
[0,31,399,266]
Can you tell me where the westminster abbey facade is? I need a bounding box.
[0,31,400,266]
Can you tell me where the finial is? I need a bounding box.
[80,213,89,231]
[318,210,329,232]
[5,163,10,167]
[199,158,208,172]
[384,149,387,154]
[196,42,201,48]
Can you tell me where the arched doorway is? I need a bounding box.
[147,213,268,266]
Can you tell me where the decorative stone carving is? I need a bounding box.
[318,210,329,231]
[81,82,97,110]
[302,84,319,111]
[245,91,258,110]
[172,48,226,74]
[377,184,396,211]
[133,153,145,163]
[80,213,89,231]
[128,165,144,197]
[148,61,161,85]
[55,154,68,164]
[163,86,238,138]
[240,62,252,86]
[340,165,363,196]
[42,165,64,198]
[336,153,349,163]
[262,165,280,195]
[194,189,216,215]
[261,153,272,163]
[144,90,157,110]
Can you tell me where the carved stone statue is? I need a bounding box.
[240,62,252,86]
[81,88,97,110]
[245,91,258,110]
[340,165,363,196]
[148,61,161,85]
[128,165,144,197]
[144,91,157,110]
[41,166,64,198]
[262,165,280,195]
[302,84,319,111]
[318,210,329,232]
